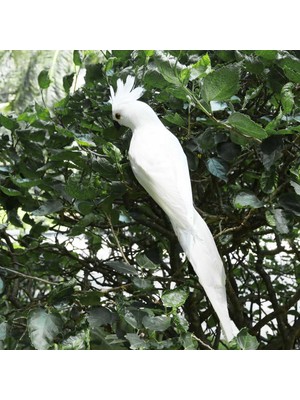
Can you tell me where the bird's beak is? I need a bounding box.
[113,120,121,130]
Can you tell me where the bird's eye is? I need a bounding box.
[115,113,121,120]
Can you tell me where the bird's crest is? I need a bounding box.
[109,76,144,106]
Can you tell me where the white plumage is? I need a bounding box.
[109,76,238,342]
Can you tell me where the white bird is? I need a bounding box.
[109,75,238,342]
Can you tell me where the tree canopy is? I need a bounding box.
[0,50,299,350]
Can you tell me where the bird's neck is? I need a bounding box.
[128,101,163,131]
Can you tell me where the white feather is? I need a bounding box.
[109,75,144,106]
[110,76,238,342]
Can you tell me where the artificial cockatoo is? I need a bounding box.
[109,75,237,342]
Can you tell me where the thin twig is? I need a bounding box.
[214,209,255,240]
[191,334,214,350]
[106,214,130,265]
[97,283,132,294]
[0,265,59,286]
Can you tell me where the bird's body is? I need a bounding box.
[129,121,193,230]
[109,76,238,342]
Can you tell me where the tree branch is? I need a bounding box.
[253,237,290,347]
[251,287,300,335]
[0,265,59,286]
[214,209,256,240]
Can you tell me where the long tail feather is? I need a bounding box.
[173,209,238,342]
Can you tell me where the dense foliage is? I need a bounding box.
[0,50,299,350]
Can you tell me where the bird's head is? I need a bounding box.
[109,76,159,130]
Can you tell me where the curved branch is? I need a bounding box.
[251,287,300,335]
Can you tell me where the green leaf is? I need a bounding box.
[279,56,300,83]
[196,128,216,150]
[85,63,103,84]
[111,181,127,198]
[142,315,171,332]
[92,157,116,179]
[106,260,138,276]
[281,82,294,114]
[132,277,153,290]
[233,191,263,209]
[35,103,51,121]
[65,178,98,200]
[242,54,264,74]
[206,157,228,182]
[230,131,253,147]
[74,134,96,147]
[144,69,169,89]
[75,291,102,306]
[278,193,300,216]
[136,253,159,270]
[180,333,198,350]
[0,321,8,340]
[161,288,189,308]
[0,277,4,295]
[265,109,284,134]
[73,50,82,66]
[255,50,278,60]
[32,200,63,216]
[180,68,190,85]
[228,112,268,139]
[124,311,139,329]
[166,86,189,101]
[124,309,147,330]
[87,307,115,327]
[0,114,18,131]
[28,308,63,350]
[102,142,123,163]
[163,112,185,127]
[61,331,87,350]
[201,64,240,103]
[260,136,283,170]
[272,209,289,234]
[47,279,76,305]
[75,201,94,216]
[282,66,300,83]
[144,50,155,57]
[38,70,51,89]
[217,142,241,162]
[260,168,278,194]
[111,50,132,60]
[237,328,259,350]
[291,181,300,195]
[125,333,148,350]
[10,177,42,188]
[104,57,117,73]
[90,326,124,349]
[50,149,82,162]
[0,185,22,197]
[154,51,183,85]
[266,208,289,234]
[173,314,190,333]
[63,73,75,93]
[189,54,211,80]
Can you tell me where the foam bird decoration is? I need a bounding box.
[109,76,238,342]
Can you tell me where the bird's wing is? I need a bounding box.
[129,126,194,230]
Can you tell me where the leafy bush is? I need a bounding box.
[0,50,299,349]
